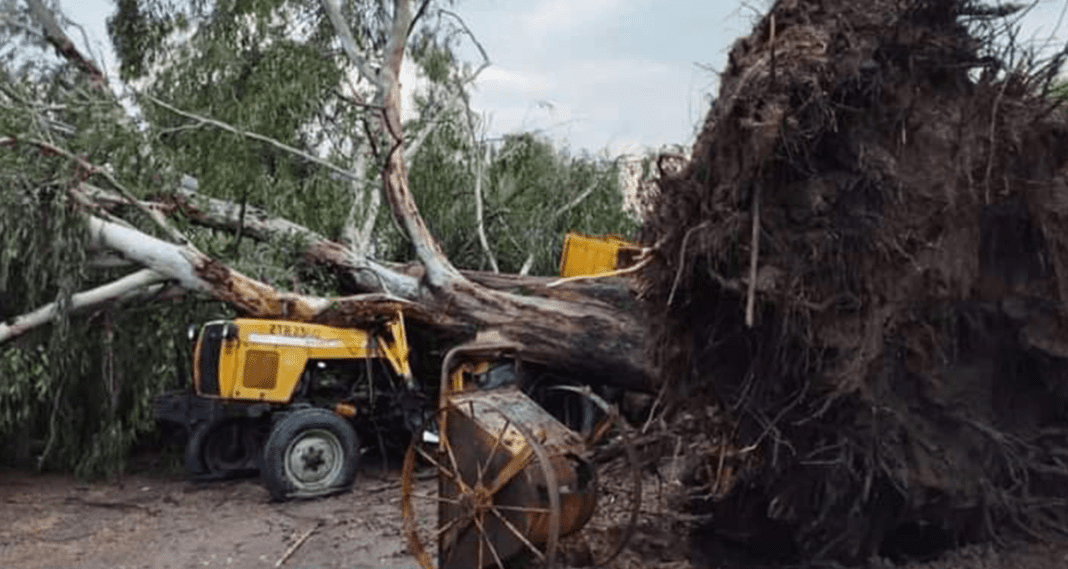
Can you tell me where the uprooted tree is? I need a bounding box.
[643,0,1068,564]
[0,0,644,474]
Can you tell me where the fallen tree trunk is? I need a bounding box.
[6,157,649,394]
[162,183,648,388]
[0,269,167,343]
[74,207,648,389]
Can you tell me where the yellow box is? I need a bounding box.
[558,233,640,277]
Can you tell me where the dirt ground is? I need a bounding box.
[0,464,422,569]
[2,461,1067,569]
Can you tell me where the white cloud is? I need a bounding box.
[520,0,630,37]
[470,57,705,154]
[476,67,550,97]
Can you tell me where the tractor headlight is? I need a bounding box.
[186,324,198,342]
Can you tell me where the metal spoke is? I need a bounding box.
[436,515,475,568]
[473,513,507,569]
[491,504,551,514]
[478,416,512,486]
[442,421,465,487]
[477,512,485,569]
[433,516,463,540]
[489,504,546,562]
[437,515,477,568]
[415,445,469,492]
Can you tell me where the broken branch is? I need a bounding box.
[274,522,322,567]
[0,269,167,343]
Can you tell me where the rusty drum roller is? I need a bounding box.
[401,339,641,569]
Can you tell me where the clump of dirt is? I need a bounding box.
[641,0,1068,565]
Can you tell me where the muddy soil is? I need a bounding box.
[1,462,1065,569]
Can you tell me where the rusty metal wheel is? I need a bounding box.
[402,403,561,569]
[548,385,642,567]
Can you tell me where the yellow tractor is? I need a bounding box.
[153,313,419,500]
[154,232,646,544]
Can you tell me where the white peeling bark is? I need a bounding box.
[25,0,107,90]
[0,269,166,343]
[86,216,207,291]
[80,214,434,329]
[356,175,382,254]
[474,143,498,272]
[342,146,382,259]
[320,0,382,89]
[377,0,464,288]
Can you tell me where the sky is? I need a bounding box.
[63,0,1068,157]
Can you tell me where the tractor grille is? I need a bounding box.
[197,323,225,396]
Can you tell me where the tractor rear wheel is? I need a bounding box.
[261,408,359,501]
[185,419,259,481]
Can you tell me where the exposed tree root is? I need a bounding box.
[642,0,1068,564]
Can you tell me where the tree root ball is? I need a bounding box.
[641,0,1068,564]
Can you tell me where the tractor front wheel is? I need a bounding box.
[261,408,359,501]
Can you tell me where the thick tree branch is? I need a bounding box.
[356,179,382,254]
[0,269,167,343]
[321,0,468,287]
[81,176,630,307]
[376,0,463,287]
[319,0,382,89]
[24,0,106,90]
[84,214,435,327]
[160,184,633,308]
[474,143,498,272]
[341,137,382,259]
[166,186,419,298]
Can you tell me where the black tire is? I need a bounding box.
[185,419,259,482]
[261,408,359,501]
[184,422,213,480]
